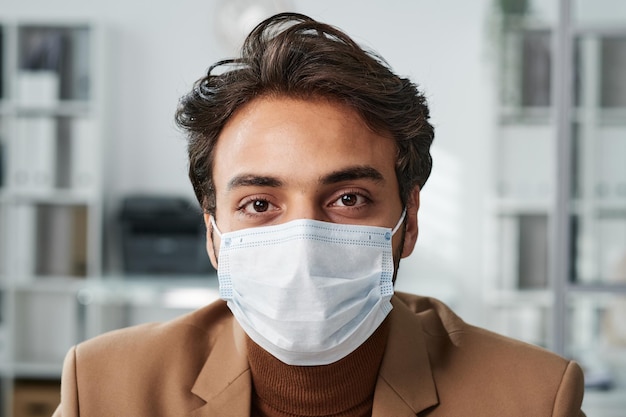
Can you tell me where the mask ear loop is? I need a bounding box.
[210,215,223,238]
[391,208,407,236]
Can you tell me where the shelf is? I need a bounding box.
[0,189,100,205]
[484,277,626,303]
[0,101,92,117]
[484,289,553,307]
[14,101,93,117]
[588,201,626,215]
[571,198,626,212]
[498,106,626,126]
[80,276,220,309]
[569,282,626,294]
[9,276,221,309]
[12,277,84,293]
[491,198,552,214]
[573,107,626,126]
[492,198,626,216]
[13,362,62,379]
[498,106,553,124]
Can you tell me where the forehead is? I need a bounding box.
[212,96,397,184]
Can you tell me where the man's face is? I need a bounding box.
[205,96,420,268]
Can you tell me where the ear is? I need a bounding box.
[401,186,420,258]
[203,213,219,269]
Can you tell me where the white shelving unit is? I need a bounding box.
[487,13,557,347]
[0,19,104,417]
[488,2,626,415]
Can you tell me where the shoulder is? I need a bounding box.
[393,292,585,416]
[58,300,234,416]
[394,291,572,369]
[79,299,231,352]
[395,291,556,358]
[73,299,233,382]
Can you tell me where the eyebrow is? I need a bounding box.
[227,174,283,190]
[226,166,385,191]
[320,166,385,185]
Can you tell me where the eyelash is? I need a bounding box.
[331,189,372,208]
[236,196,273,215]
[235,189,372,218]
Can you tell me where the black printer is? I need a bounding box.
[119,195,213,275]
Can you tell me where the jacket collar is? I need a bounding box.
[372,296,439,416]
[189,317,251,417]
[189,295,439,417]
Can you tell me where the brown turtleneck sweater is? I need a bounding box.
[246,319,390,417]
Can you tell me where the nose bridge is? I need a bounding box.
[286,192,327,222]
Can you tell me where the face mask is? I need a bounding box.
[211,210,405,366]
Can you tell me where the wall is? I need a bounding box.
[1,0,496,324]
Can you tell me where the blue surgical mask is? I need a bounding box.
[211,210,406,366]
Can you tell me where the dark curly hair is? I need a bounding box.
[175,12,434,215]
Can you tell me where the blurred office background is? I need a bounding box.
[0,0,624,415]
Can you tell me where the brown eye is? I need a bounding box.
[252,200,269,212]
[340,194,358,206]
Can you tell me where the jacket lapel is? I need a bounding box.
[189,318,252,417]
[187,295,439,417]
[372,296,439,416]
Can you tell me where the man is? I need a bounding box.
[53,13,585,417]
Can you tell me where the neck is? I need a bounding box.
[247,319,390,417]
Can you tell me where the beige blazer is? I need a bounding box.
[52,292,585,416]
